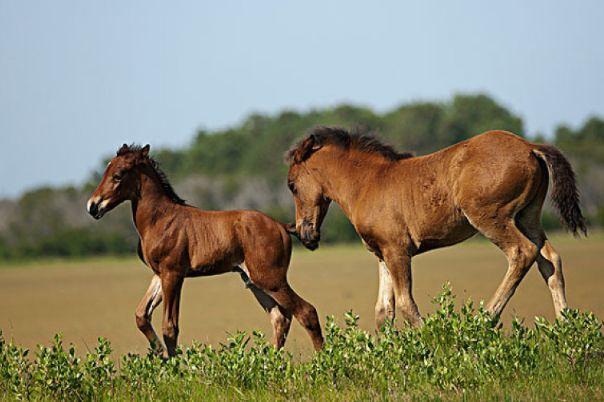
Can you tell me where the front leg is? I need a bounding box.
[135,275,164,355]
[375,260,395,329]
[160,271,184,357]
[383,249,423,327]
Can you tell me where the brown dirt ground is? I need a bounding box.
[0,233,602,357]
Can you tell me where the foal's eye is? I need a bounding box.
[112,173,123,182]
[288,182,297,193]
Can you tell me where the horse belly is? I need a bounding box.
[186,264,234,277]
[413,212,477,254]
[187,254,240,277]
[185,238,243,277]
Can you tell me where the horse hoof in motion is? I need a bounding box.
[87,144,323,357]
[286,127,586,328]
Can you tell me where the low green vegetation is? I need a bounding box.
[1,285,602,401]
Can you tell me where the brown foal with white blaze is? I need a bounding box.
[87,144,323,357]
[286,127,586,328]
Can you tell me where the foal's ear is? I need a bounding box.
[133,144,150,164]
[294,135,322,163]
[117,143,129,155]
[140,144,150,158]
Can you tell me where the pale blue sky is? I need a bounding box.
[1,1,603,197]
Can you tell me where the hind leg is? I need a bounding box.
[518,222,568,317]
[486,225,538,318]
[470,216,539,319]
[267,285,324,351]
[241,237,323,350]
[237,267,292,348]
[537,240,568,318]
[516,189,569,319]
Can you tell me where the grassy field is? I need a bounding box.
[0,233,603,400]
[0,232,602,357]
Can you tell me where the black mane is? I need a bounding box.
[117,144,186,205]
[286,126,414,163]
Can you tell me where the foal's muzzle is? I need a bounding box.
[299,220,320,251]
[87,197,107,220]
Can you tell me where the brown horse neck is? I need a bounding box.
[131,166,183,237]
[314,150,394,216]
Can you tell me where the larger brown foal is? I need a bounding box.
[286,127,586,328]
[87,144,323,357]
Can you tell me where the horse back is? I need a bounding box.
[359,131,540,253]
[182,208,291,276]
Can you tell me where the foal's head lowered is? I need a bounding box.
[286,133,332,250]
[87,144,150,219]
[286,126,413,250]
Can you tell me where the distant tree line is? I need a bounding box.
[1,93,603,260]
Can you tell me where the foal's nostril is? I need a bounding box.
[303,238,320,251]
[299,221,320,250]
[88,201,99,217]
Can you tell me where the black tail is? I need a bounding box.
[532,144,587,236]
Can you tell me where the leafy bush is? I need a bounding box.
[1,285,602,400]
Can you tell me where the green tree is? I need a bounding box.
[439,94,524,145]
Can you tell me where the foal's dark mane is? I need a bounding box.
[117,144,186,205]
[286,126,414,163]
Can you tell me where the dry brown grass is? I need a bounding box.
[0,233,602,356]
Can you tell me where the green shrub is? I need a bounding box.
[0,285,602,400]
